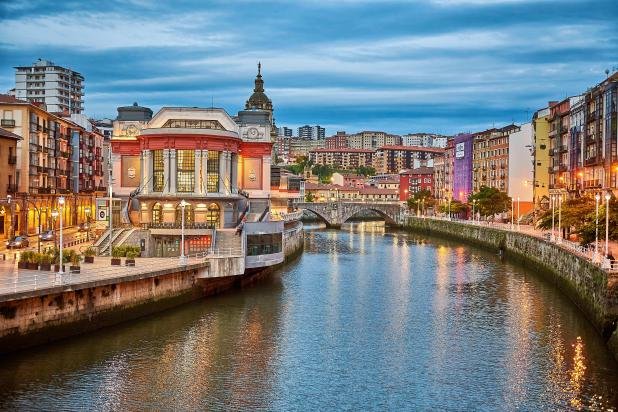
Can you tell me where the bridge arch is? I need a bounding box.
[300,205,335,226]
[297,202,402,227]
[340,207,398,226]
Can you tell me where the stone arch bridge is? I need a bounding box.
[296,201,403,227]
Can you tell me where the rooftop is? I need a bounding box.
[377,145,444,153]
[0,127,22,140]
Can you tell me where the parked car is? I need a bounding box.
[78,222,91,232]
[39,230,55,241]
[6,236,30,249]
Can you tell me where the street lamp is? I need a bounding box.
[447,196,451,220]
[84,206,91,241]
[51,209,58,249]
[57,196,65,276]
[517,197,521,231]
[595,193,600,262]
[557,195,562,243]
[550,194,555,242]
[179,200,188,265]
[511,198,514,230]
[605,192,611,261]
[472,199,476,223]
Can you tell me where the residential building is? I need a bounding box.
[289,138,325,160]
[548,98,572,192]
[471,125,517,194]
[348,131,401,150]
[399,167,434,201]
[453,133,474,202]
[331,172,366,188]
[325,131,349,149]
[0,94,103,235]
[358,187,398,202]
[274,136,291,163]
[367,175,399,190]
[508,123,534,217]
[373,145,442,174]
[14,58,84,114]
[298,125,325,140]
[401,133,448,148]
[304,182,358,202]
[309,148,373,170]
[532,107,551,207]
[0,127,20,239]
[278,126,293,137]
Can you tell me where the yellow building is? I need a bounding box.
[532,107,550,207]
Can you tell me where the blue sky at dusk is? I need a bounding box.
[0,0,616,135]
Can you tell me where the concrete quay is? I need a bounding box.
[404,216,618,362]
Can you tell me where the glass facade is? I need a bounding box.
[207,151,220,192]
[161,119,226,130]
[152,150,164,192]
[176,150,195,192]
[152,202,162,224]
[247,233,283,256]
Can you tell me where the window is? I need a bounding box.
[206,203,220,228]
[175,203,194,225]
[161,119,226,130]
[176,150,195,192]
[207,151,220,192]
[152,150,164,192]
[247,233,283,256]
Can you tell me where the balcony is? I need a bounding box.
[1,119,16,127]
[584,157,599,166]
[8,155,16,165]
[549,148,556,156]
[6,183,17,193]
[559,145,568,153]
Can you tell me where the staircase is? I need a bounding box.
[245,200,269,222]
[96,228,128,255]
[113,227,138,248]
[214,229,243,255]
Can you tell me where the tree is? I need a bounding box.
[406,190,435,213]
[356,166,376,176]
[312,164,335,183]
[438,199,466,214]
[468,186,511,219]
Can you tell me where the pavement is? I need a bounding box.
[0,256,209,300]
[0,227,95,255]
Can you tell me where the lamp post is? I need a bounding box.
[51,209,58,250]
[447,196,451,220]
[605,192,611,260]
[595,193,600,262]
[517,196,520,231]
[179,200,188,265]
[557,195,562,243]
[84,206,91,241]
[550,194,555,242]
[57,196,65,275]
[511,198,514,230]
[472,199,476,222]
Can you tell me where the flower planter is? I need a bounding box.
[53,264,66,272]
[111,258,121,266]
[84,256,94,264]
[125,259,135,267]
[18,261,28,269]
[39,263,51,271]
[27,262,38,270]
[69,265,80,273]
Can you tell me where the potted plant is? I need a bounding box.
[39,253,52,271]
[111,246,124,266]
[69,252,81,273]
[125,250,137,266]
[83,247,96,263]
[18,251,30,269]
[27,252,40,270]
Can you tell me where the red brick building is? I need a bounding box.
[325,131,349,149]
[399,167,434,201]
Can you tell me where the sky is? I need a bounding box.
[0,0,616,136]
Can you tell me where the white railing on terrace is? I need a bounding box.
[407,215,618,273]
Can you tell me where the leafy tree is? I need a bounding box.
[406,190,435,213]
[438,199,467,214]
[355,166,376,176]
[468,186,511,219]
[312,164,335,183]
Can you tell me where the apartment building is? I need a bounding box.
[472,125,518,194]
[325,131,349,149]
[399,167,434,201]
[308,148,373,170]
[14,59,84,114]
[373,145,442,174]
[347,131,401,150]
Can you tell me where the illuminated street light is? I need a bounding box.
[605,192,611,263]
[57,196,65,276]
[517,196,520,232]
[179,199,188,265]
[550,194,555,242]
[557,195,562,243]
[595,193,600,262]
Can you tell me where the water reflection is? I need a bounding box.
[0,225,617,410]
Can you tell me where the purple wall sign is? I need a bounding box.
[453,133,474,202]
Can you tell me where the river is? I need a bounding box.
[0,223,617,411]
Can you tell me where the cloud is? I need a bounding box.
[0,11,233,50]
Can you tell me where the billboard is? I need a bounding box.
[455,142,465,159]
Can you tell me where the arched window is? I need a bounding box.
[206,203,220,228]
[152,203,162,224]
[175,203,194,225]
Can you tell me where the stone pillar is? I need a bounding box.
[162,149,170,194]
[219,150,228,194]
[262,154,271,192]
[202,150,208,195]
[169,149,177,194]
[142,150,151,195]
[231,153,238,194]
[194,150,201,196]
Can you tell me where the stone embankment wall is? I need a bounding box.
[405,217,618,360]
[284,221,304,259]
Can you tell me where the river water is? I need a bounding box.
[1,223,617,411]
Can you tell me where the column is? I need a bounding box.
[231,153,238,194]
[262,154,271,193]
[142,150,151,195]
[219,150,228,194]
[162,149,170,194]
[194,150,201,196]
[169,149,177,194]
[202,149,208,195]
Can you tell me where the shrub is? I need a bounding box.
[19,251,33,263]
[83,247,96,257]
[71,252,82,266]
[112,246,126,258]
[126,250,138,259]
[39,254,51,265]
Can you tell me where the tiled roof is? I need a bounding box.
[377,145,444,153]
[0,94,29,104]
[310,148,374,153]
[359,187,398,195]
[0,128,22,140]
